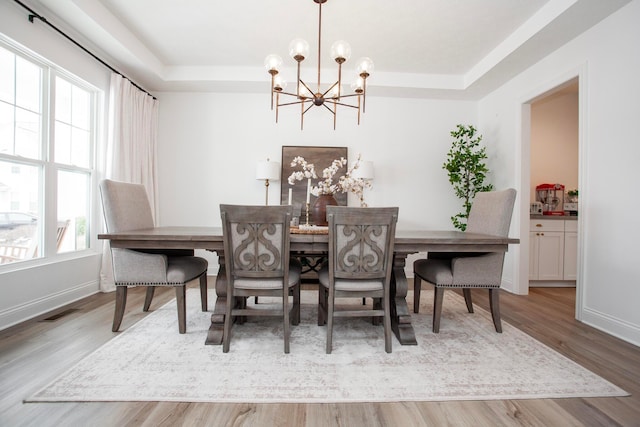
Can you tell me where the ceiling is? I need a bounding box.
[26,0,631,99]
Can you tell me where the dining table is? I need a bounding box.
[99,226,519,346]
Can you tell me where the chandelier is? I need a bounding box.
[264,0,374,130]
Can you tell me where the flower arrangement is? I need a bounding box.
[288,154,373,206]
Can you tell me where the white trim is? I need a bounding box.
[0,280,98,331]
[517,62,588,314]
[581,307,640,348]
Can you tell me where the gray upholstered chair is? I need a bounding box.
[99,179,208,333]
[413,188,516,333]
[318,206,399,354]
[220,204,301,353]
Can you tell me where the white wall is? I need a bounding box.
[0,1,107,330]
[155,92,478,277]
[531,92,579,203]
[479,0,640,345]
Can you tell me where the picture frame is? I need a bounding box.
[280,146,348,209]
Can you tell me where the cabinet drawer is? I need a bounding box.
[564,220,578,232]
[530,219,565,232]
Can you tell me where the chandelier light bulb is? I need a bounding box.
[288,38,310,62]
[264,54,282,74]
[298,82,312,99]
[330,40,352,64]
[351,77,365,93]
[328,84,343,99]
[274,76,287,91]
[356,57,374,77]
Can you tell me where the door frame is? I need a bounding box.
[516,64,587,321]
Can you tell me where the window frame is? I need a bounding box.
[0,39,100,267]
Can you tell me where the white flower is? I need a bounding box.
[288,154,371,205]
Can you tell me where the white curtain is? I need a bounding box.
[100,73,159,292]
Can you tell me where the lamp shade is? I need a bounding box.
[256,161,280,180]
[352,161,374,180]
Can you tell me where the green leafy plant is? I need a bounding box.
[443,124,493,231]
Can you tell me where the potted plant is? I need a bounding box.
[443,124,493,231]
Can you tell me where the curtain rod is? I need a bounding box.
[13,0,156,100]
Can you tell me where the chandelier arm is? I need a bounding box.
[299,80,315,98]
[337,62,342,98]
[321,103,335,115]
[278,90,303,98]
[279,100,307,107]
[302,103,315,115]
[321,81,339,98]
[332,102,359,109]
[363,78,367,113]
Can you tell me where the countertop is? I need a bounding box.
[530,214,577,220]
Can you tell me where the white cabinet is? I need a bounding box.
[563,220,578,280]
[529,219,578,282]
[529,220,565,280]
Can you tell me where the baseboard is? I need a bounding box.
[0,280,98,331]
[529,280,576,288]
[580,306,640,348]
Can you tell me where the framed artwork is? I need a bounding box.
[280,146,348,208]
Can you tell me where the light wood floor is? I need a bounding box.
[1,280,638,427]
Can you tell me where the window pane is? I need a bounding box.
[15,56,41,113]
[15,107,40,159]
[54,121,71,165]
[57,170,89,253]
[0,47,15,104]
[55,77,71,124]
[0,161,41,264]
[72,85,90,129]
[71,127,90,168]
[0,103,14,155]
[54,77,92,167]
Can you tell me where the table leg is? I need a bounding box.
[205,256,226,345]
[391,253,417,345]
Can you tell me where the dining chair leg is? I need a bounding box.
[318,286,327,326]
[143,286,155,312]
[112,286,127,332]
[292,284,301,325]
[489,288,503,333]
[413,275,422,313]
[383,294,392,353]
[432,287,445,333]
[326,291,334,354]
[222,292,233,353]
[283,287,290,354]
[462,288,474,313]
[176,285,187,334]
[199,273,208,311]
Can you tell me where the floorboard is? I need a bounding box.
[1,280,638,427]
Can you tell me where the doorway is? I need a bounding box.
[519,73,584,320]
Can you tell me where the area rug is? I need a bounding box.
[28,288,627,403]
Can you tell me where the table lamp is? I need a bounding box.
[256,159,280,205]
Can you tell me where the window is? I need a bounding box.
[0,42,97,265]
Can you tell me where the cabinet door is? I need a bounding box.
[537,231,564,280]
[529,231,540,280]
[564,231,578,280]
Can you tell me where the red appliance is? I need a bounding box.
[536,183,565,215]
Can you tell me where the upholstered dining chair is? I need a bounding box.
[318,206,399,354]
[99,179,208,333]
[220,204,301,353]
[413,188,516,333]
